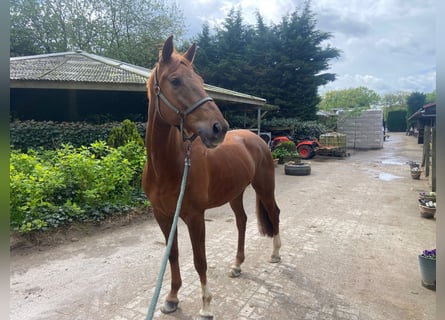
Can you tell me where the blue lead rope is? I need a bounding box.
[146,146,192,320]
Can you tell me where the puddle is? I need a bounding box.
[378,172,402,181]
[381,159,407,166]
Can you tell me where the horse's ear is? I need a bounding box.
[160,35,174,62]
[183,43,197,64]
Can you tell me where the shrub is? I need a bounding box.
[10,120,146,151]
[272,141,300,163]
[262,118,329,139]
[275,141,296,152]
[10,141,148,232]
[107,119,145,148]
[292,121,329,140]
[386,109,407,132]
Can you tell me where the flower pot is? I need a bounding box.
[418,204,436,218]
[411,171,421,179]
[418,255,436,290]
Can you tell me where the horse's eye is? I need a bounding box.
[170,78,181,87]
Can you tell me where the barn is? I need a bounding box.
[10,51,268,124]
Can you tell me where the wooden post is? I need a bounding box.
[423,125,430,177]
[257,107,261,136]
[432,127,436,191]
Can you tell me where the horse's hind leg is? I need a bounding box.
[155,213,182,314]
[228,192,247,278]
[252,173,282,263]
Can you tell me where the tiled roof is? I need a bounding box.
[10,51,147,84]
[10,51,266,106]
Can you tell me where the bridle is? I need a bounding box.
[154,67,214,142]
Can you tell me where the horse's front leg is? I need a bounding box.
[229,194,247,278]
[185,213,213,319]
[156,214,182,314]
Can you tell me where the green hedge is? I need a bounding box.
[10,141,148,233]
[10,120,146,151]
[387,109,407,132]
[261,118,329,139]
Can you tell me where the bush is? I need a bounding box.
[10,120,146,151]
[271,141,300,163]
[387,109,407,132]
[10,141,148,232]
[262,118,329,139]
[292,121,329,140]
[107,119,145,148]
[275,141,295,152]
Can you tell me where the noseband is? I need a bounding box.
[154,67,214,142]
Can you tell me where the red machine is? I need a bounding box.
[272,136,347,159]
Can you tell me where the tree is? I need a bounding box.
[317,87,381,113]
[425,90,436,104]
[381,91,410,109]
[194,2,340,120]
[10,0,185,67]
[406,92,426,117]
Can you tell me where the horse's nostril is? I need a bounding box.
[222,122,228,134]
[213,122,222,135]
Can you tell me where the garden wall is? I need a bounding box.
[337,109,384,150]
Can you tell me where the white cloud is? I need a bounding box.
[180,0,436,96]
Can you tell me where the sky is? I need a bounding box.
[178,0,436,97]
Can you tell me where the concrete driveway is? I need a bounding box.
[10,132,436,320]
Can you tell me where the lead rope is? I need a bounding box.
[145,142,192,320]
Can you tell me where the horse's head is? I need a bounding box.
[148,36,228,148]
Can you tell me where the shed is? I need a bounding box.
[10,51,269,128]
[408,102,436,144]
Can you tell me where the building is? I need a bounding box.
[10,51,267,123]
[408,102,436,144]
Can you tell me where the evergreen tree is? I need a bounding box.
[406,92,426,117]
[194,2,340,120]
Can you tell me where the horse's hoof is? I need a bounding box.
[269,255,281,263]
[161,300,178,314]
[228,267,242,278]
[195,314,214,320]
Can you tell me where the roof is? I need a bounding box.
[10,51,266,107]
[408,102,436,121]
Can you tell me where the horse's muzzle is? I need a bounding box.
[199,119,229,148]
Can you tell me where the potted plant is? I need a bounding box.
[419,191,436,202]
[418,248,436,290]
[418,198,436,218]
[272,141,301,164]
[410,167,422,179]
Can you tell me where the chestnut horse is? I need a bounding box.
[142,36,281,319]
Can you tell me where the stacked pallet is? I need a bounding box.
[337,109,384,149]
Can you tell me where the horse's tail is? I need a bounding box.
[256,197,279,237]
